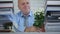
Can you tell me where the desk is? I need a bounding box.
[0,32,60,34]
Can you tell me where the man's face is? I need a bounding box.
[18,0,30,15]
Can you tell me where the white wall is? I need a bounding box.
[13,0,46,14]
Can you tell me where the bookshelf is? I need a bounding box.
[45,1,60,32]
[0,0,13,32]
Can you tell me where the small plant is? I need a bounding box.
[33,9,44,28]
[3,22,13,29]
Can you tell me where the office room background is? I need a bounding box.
[0,0,60,32]
[0,0,46,32]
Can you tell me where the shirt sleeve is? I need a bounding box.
[17,26,26,32]
[8,13,15,22]
[7,13,19,32]
[7,13,26,32]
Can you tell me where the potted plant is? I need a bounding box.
[3,22,13,30]
[33,9,45,32]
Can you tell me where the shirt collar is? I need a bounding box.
[19,11,32,17]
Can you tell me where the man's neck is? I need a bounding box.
[23,12,30,16]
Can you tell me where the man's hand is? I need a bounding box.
[24,26,37,32]
[24,26,44,32]
[36,28,42,32]
[24,27,30,32]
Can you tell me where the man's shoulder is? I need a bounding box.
[15,11,21,16]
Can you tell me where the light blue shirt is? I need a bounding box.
[8,11,34,32]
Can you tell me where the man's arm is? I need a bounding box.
[7,13,19,32]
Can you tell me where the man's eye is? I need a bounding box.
[22,3,25,5]
[27,2,29,4]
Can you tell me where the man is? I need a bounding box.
[8,0,36,32]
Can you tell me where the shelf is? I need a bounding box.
[0,1,13,3]
[47,7,60,11]
[0,8,13,15]
[0,29,11,32]
[0,3,13,8]
[0,0,12,1]
[47,1,60,5]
